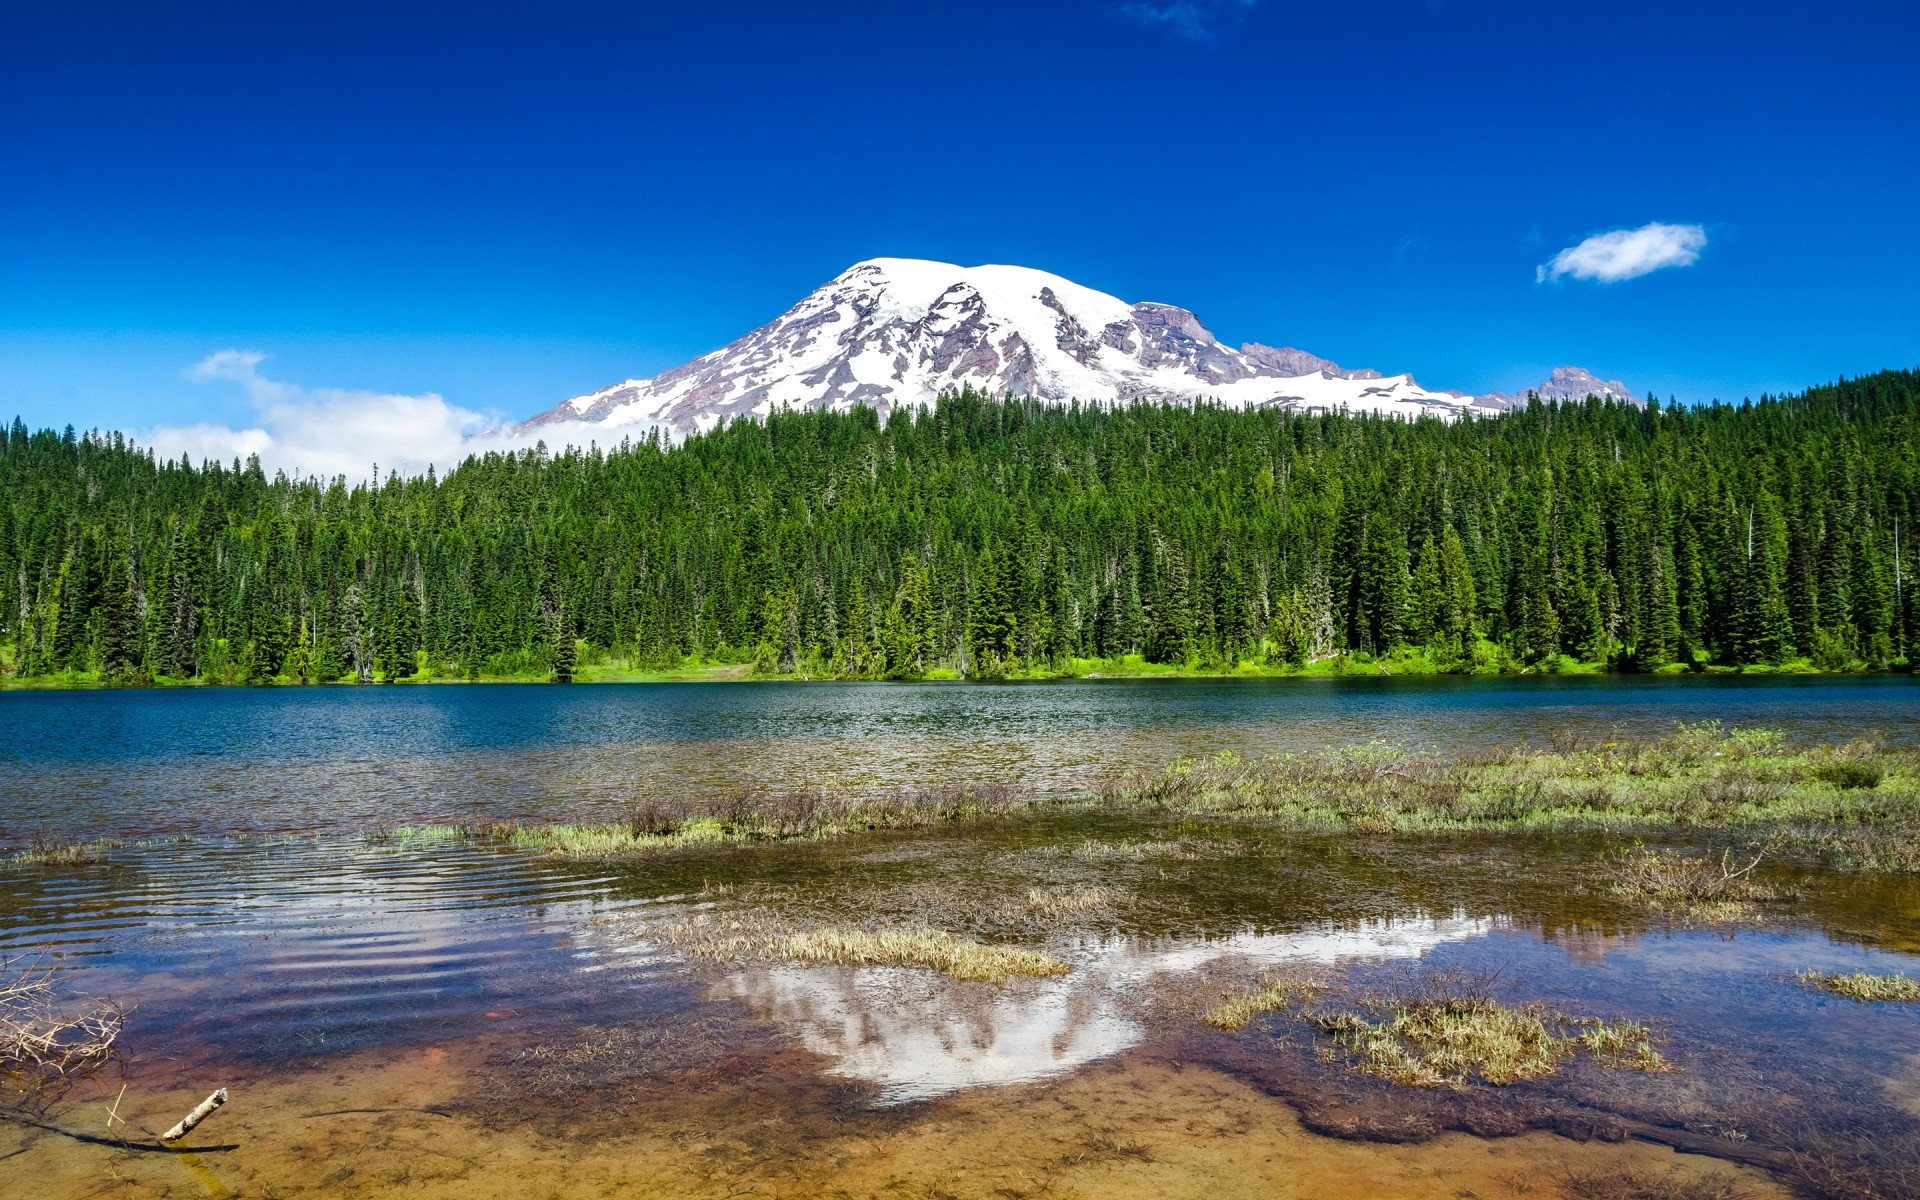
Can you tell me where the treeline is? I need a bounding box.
[1,369,1915,685]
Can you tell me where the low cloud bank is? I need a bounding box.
[142,351,655,482]
[1537,221,1706,284]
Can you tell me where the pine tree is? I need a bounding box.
[162,523,198,677]
[342,583,372,683]
[966,548,1018,678]
[98,545,141,681]
[1439,526,1478,652]
[1407,534,1448,650]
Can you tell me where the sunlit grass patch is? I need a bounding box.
[1309,979,1669,1089]
[1203,978,1326,1031]
[368,824,468,851]
[781,928,1069,984]
[656,912,1068,984]
[1018,885,1124,919]
[1795,969,1920,1002]
[508,818,734,857]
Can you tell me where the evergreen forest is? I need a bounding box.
[1,369,1915,686]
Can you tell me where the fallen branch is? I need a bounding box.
[161,1088,227,1142]
[1,956,125,1116]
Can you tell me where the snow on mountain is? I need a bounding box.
[527,259,1632,436]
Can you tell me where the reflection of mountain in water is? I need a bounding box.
[723,912,1497,1102]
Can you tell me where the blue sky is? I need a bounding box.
[2,0,1916,440]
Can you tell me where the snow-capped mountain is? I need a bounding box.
[527,259,1631,435]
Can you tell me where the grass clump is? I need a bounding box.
[369,824,467,851]
[1311,977,1668,1089]
[656,911,1069,985]
[781,928,1070,984]
[1203,978,1326,1031]
[6,838,124,867]
[427,783,1030,860]
[1114,725,1920,873]
[1602,845,1786,919]
[1795,969,1920,1002]
[1017,885,1124,920]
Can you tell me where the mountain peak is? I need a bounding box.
[528,261,1634,435]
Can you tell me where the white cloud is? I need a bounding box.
[1536,221,1706,284]
[1118,0,1257,40]
[143,350,652,481]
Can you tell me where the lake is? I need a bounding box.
[2,677,1917,1199]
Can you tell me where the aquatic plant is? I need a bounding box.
[1015,886,1124,920]
[780,928,1070,984]
[1203,978,1326,1031]
[655,912,1068,985]
[1795,969,1920,1002]
[1109,726,1919,873]
[1602,845,1786,919]
[1308,977,1668,1089]
[369,824,467,851]
[5,837,124,867]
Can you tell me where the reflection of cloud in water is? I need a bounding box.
[728,966,1137,1102]
[725,912,1495,1102]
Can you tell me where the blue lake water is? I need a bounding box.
[1,675,1913,841]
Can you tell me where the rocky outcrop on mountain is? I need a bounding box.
[1238,344,1382,380]
[1486,366,1640,408]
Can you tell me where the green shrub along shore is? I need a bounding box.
[1,369,1915,688]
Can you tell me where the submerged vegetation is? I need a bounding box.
[1205,972,1668,1090]
[389,725,1920,882]
[655,912,1068,984]
[2,369,1917,687]
[5,838,124,867]
[1795,969,1920,1002]
[1120,724,1920,873]
[1601,846,1788,919]
[1203,977,1327,1031]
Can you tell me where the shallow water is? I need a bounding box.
[2,674,1915,841]
[3,678,1919,1197]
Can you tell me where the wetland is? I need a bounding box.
[3,676,1918,1199]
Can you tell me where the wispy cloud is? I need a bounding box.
[1537,221,1707,284]
[1118,0,1258,41]
[145,350,650,480]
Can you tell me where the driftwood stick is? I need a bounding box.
[161,1088,228,1142]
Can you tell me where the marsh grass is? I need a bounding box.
[1203,978,1327,1031]
[368,824,467,851]
[423,783,1032,860]
[1014,885,1125,920]
[6,837,124,867]
[1795,969,1920,1002]
[1603,846,1788,919]
[1304,976,1668,1089]
[376,725,1919,873]
[1121,725,1918,873]
[655,911,1068,985]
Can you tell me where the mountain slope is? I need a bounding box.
[528,259,1628,434]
